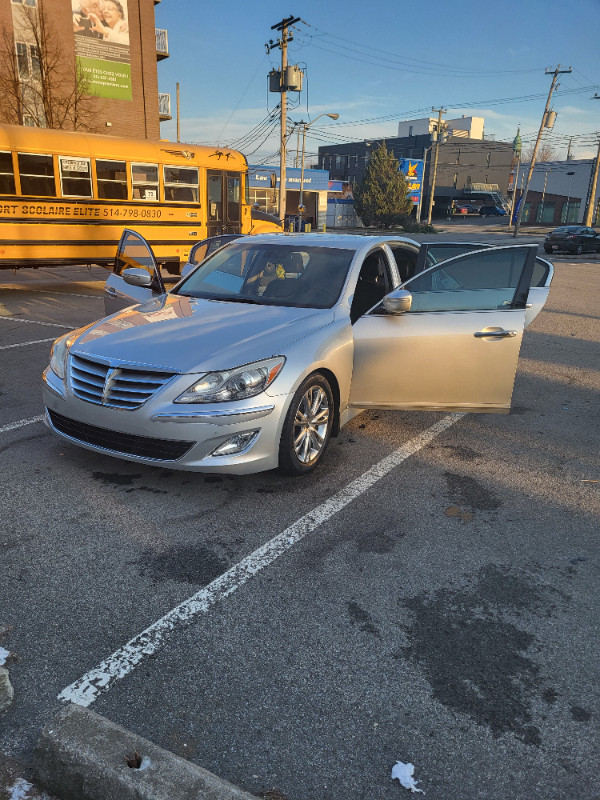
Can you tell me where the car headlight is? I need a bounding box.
[174,357,285,404]
[49,325,92,379]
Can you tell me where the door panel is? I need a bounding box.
[207,170,242,236]
[350,308,526,412]
[350,244,546,413]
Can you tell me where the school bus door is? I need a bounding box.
[207,170,242,236]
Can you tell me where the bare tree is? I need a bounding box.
[0,2,99,130]
[523,141,558,163]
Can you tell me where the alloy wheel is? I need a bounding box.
[292,385,330,464]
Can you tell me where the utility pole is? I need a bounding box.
[426,107,446,225]
[583,138,600,226]
[513,65,572,237]
[266,16,300,225]
[176,82,180,143]
[583,93,600,226]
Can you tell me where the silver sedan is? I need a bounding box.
[43,230,553,475]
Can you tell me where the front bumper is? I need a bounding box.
[43,366,287,474]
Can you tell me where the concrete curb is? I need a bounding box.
[33,703,259,800]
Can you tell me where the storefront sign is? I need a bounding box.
[399,159,424,205]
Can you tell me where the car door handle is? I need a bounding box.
[105,287,118,297]
[474,329,517,338]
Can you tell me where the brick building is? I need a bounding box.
[0,0,169,138]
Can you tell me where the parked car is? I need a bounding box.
[543,225,600,255]
[479,206,507,217]
[43,231,553,476]
[455,204,478,214]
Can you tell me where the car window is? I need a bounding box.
[387,245,418,283]
[402,248,532,313]
[114,230,157,277]
[174,243,355,309]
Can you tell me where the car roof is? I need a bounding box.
[231,232,419,250]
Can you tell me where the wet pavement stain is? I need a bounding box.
[399,564,550,746]
[92,471,142,486]
[355,526,398,554]
[347,601,381,637]
[138,544,228,586]
[444,472,502,511]
[124,485,168,494]
[438,445,481,462]
[570,705,592,722]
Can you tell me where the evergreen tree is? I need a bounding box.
[353,143,413,228]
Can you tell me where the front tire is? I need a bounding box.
[544,246,552,254]
[575,244,583,255]
[278,374,334,475]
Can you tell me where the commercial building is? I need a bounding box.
[318,115,514,219]
[0,0,169,138]
[512,159,599,226]
[248,165,330,229]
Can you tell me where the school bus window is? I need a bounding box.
[0,152,15,194]
[17,153,56,197]
[59,156,92,197]
[163,165,198,202]
[131,163,158,201]
[96,159,127,200]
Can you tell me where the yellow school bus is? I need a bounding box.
[0,123,281,272]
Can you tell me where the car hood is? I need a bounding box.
[73,294,333,373]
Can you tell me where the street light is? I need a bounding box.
[298,113,339,229]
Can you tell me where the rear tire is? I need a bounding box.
[278,374,334,475]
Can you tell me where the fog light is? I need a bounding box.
[210,430,259,457]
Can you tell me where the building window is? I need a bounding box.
[12,0,37,6]
[536,201,555,224]
[59,156,92,197]
[163,165,199,202]
[0,152,16,194]
[522,202,531,223]
[409,126,413,137]
[561,200,580,224]
[453,173,458,189]
[18,152,56,196]
[96,159,127,200]
[15,42,39,79]
[131,163,159,201]
[456,149,461,164]
[249,188,277,216]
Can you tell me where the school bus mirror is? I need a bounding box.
[123,268,153,288]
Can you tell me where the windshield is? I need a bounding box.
[174,243,355,308]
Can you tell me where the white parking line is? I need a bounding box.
[0,415,44,434]
[0,337,56,350]
[0,317,73,329]
[58,412,465,707]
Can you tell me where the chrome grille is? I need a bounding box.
[70,355,176,409]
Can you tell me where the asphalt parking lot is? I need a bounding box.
[1,231,599,799]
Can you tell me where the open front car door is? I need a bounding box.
[350,244,553,414]
[104,229,166,315]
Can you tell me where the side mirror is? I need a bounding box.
[122,267,154,288]
[383,288,412,314]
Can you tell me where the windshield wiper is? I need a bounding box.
[210,295,262,304]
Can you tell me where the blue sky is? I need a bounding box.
[154,0,599,163]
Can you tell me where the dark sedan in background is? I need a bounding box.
[544,225,600,255]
